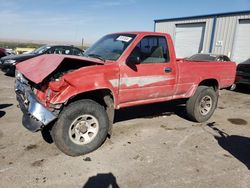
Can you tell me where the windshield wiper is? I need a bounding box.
[87,54,105,62]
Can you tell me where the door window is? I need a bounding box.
[53,47,65,54]
[130,36,169,64]
[72,48,84,56]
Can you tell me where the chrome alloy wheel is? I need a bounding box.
[199,96,212,116]
[69,114,99,145]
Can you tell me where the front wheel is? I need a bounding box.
[186,86,218,122]
[51,99,109,156]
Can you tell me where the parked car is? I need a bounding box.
[235,58,250,87]
[0,45,84,75]
[0,48,7,58]
[186,53,231,62]
[0,48,16,58]
[15,32,236,156]
[5,48,16,55]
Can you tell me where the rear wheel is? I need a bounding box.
[186,86,218,122]
[52,99,109,156]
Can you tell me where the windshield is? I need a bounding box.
[32,46,51,55]
[84,34,136,61]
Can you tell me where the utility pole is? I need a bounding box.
[81,37,84,50]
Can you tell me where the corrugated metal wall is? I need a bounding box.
[213,14,250,58]
[212,16,237,57]
[155,18,214,53]
[155,13,250,59]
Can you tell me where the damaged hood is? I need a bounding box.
[16,54,105,84]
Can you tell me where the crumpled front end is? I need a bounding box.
[15,71,57,132]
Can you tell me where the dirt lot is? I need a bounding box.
[0,71,250,188]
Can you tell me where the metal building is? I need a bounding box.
[154,10,250,63]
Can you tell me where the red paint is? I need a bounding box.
[16,54,104,84]
[16,32,236,110]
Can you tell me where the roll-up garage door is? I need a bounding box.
[175,23,205,58]
[233,19,250,63]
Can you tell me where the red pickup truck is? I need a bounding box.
[15,32,236,156]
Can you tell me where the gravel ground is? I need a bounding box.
[0,71,250,188]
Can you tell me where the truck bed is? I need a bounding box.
[176,58,236,90]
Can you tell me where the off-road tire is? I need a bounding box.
[51,99,109,156]
[186,86,218,122]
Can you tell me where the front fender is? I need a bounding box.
[49,73,118,106]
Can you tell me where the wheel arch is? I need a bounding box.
[198,79,219,91]
[65,88,114,107]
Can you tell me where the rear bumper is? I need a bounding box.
[235,71,250,85]
[236,80,250,85]
[15,79,57,132]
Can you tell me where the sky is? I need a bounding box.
[0,0,250,45]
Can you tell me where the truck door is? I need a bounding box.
[119,35,177,104]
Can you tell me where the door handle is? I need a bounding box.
[164,67,172,73]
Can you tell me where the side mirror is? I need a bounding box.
[126,55,141,65]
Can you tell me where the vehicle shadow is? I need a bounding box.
[4,72,15,77]
[82,173,119,188]
[42,100,189,144]
[41,123,54,144]
[0,103,13,118]
[207,122,250,170]
[232,85,250,94]
[114,99,189,123]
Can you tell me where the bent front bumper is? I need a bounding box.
[15,79,57,132]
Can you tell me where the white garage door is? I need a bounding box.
[233,19,250,63]
[175,23,205,58]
